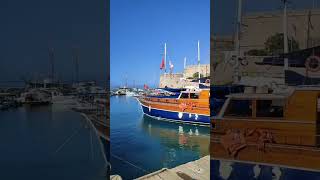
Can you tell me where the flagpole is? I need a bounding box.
[198,40,201,83]
[283,0,288,71]
[164,43,167,73]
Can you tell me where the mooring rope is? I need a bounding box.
[80,113,110,175]
[54,127,82,154]
[110,153,150,174]
[90,126,94,160]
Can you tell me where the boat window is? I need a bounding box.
[180,93,189,99]
[224,100,252,117]
[190,93,199,99]
[256,100,284,118]
[212,89,227,99]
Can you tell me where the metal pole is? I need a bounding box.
[236,0,242,56]
[73,48,79,84]
[234,0,242,83]
[283,0,289,70]
[49,48,55,82]
[198,40,201,83]
[164,43,167,73]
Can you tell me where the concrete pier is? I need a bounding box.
[136,155,210,180]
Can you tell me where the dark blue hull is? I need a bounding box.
[140,103,210,125]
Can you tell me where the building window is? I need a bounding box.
[256,100,284,118]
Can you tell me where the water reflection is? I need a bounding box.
[0,106,106,180]
[110,96,210,179]
[141,115,210,157]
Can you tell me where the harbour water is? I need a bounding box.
[0,105,107,180]
[110,96,210,179]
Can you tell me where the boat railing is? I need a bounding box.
[142,97,209,109]
[241,71,284,78]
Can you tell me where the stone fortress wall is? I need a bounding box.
[159,65,210,88]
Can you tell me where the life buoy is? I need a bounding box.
[305,55,320,72]
[205,79,210,84]
[240,57,248,66]
[228,55,238,68]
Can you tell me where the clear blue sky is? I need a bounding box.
[110,0,210,88]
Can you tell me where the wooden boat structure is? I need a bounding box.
[137,87,210,125]
[211,86,320,171]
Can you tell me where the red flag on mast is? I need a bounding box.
[160,57,165,70]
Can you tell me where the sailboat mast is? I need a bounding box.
[164,43,167,73]
[125,75,127,88]
[234,0,242,83]
[198,40,201,83]
[307,10,313,48]
[283,0,289,71]
[49,48,55,82]
[236,0,242,56]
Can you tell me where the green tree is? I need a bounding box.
[192,72,204,79]
[264,33,299,55]
[246,49,268,56]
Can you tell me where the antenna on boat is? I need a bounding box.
[198,40,201,83]
[283,0,289,71]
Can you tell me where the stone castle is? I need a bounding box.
[159,64,210,88]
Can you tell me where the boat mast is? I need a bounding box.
[283,0,289,71]
[164,43,167,73]
[73,48,79,84]
[125,74,127,88]
[49,48,55,82]
[198,40,201,83]
[184,57,187,69]
[234,0,242,83]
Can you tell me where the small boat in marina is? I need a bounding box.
[18,89,52,105]
[211,86,320,171]
[137,87,210,125]
[125,91,137,97]
[115,87,128,95]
